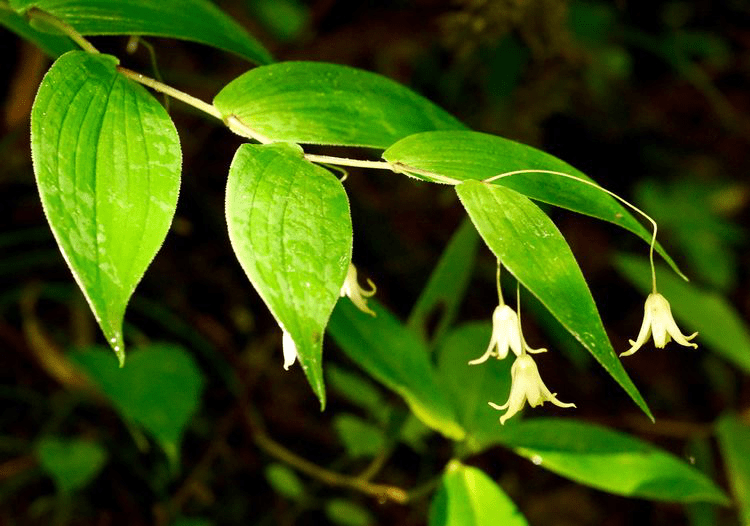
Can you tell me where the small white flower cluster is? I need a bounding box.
[469,283,575,425]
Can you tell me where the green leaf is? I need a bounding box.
[36,436,107,494]
[70,344,204,462]
[328,300,465,440]
[32,51,181,364]
[429,460,528,526]
[614,253,750,374]
[494,418,729,504]
[325,499,375,526]
[264,463,306,502]
[334,414,385,458]
[716,414,750,524]
[10,0,272,64]
[407,219,479,345]
[327,365,389,424]
[435,323,513,450]
[0,6,75,56]
[213,61,466,148]
[247,0,308,43]
[226,143,352,408]
[456,180,651,419]
[383,130,682,278]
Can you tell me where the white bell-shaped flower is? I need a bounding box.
[620,292,698,357]
[469,305,546,364]
[488,353,575,424]
[282,330,298,370]
[340,263,376,316]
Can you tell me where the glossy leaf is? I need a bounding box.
[383,130,682,277]
[0,6,75,56]
[226,143,352,408]
[716,413,750,524]
[430,460,528,526]
[36,436,107,493]
[456,180,651,418]
[328,300,465,440]
[407,219,479,345]
[436,322,513,450]
[615,253,750,374]
[213,61,465,148]
[70,344,204,463]
[494,418,729,504]
[10,0,271,64]
[32,51,181,364]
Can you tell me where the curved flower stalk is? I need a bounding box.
[340,263,377,316]
[620,292,698,357]
[489,353,575,424]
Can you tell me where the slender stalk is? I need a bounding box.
[389,161,462,185]
[117,67,224,120]
[496,262,504,306]
[484,169,661,291]
[304,154,393,171]
[27,8,99,54]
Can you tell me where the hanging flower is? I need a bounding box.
[469,304,546,364]
[620,292,698,357]
[340,262,376,316]
[282,330,297,370]
[488,353,575,424]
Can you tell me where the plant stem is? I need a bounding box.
[117,67,224,120]
[27,8,99,54]
[304,154,392,171]
[496,262,504,306]
[483,169,666,290]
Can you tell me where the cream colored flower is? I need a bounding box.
[469,304,546,364]
[282,330,297,370]
[488,354,575,424]
[340,262,376,316]
[620,292,698,357]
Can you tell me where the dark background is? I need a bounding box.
[1,0,749,524]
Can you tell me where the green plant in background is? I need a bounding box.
[1,0,749,525]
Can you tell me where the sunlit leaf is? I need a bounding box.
[430,460,528,526]
[32,51,181,364]
[214,61,465,148]
[10,0,271,64]
[226,143,352,407]
[456,180,650,419]
[494,418,729,504]
[383,130,682,277]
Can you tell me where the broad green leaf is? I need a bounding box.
[407,219,479,345]
[436,323,513,450]
[494,418,729,504]
[456,180,651,419]
[614,253,750,374]
[226,143,352,408]
[264,463,306,501]
[70,344,204,463]
[334,414,385,458]
[32,51,181,364]
[325,499,375,526]
[213,61,466,148]
[429,460,528,526]
[0,5,75,56]
[383,130,682,278]
[10,0,271,64]
[716,414,750,525]
[328,300,465,440]
[327,365,389,424]
[36,436,107,493]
